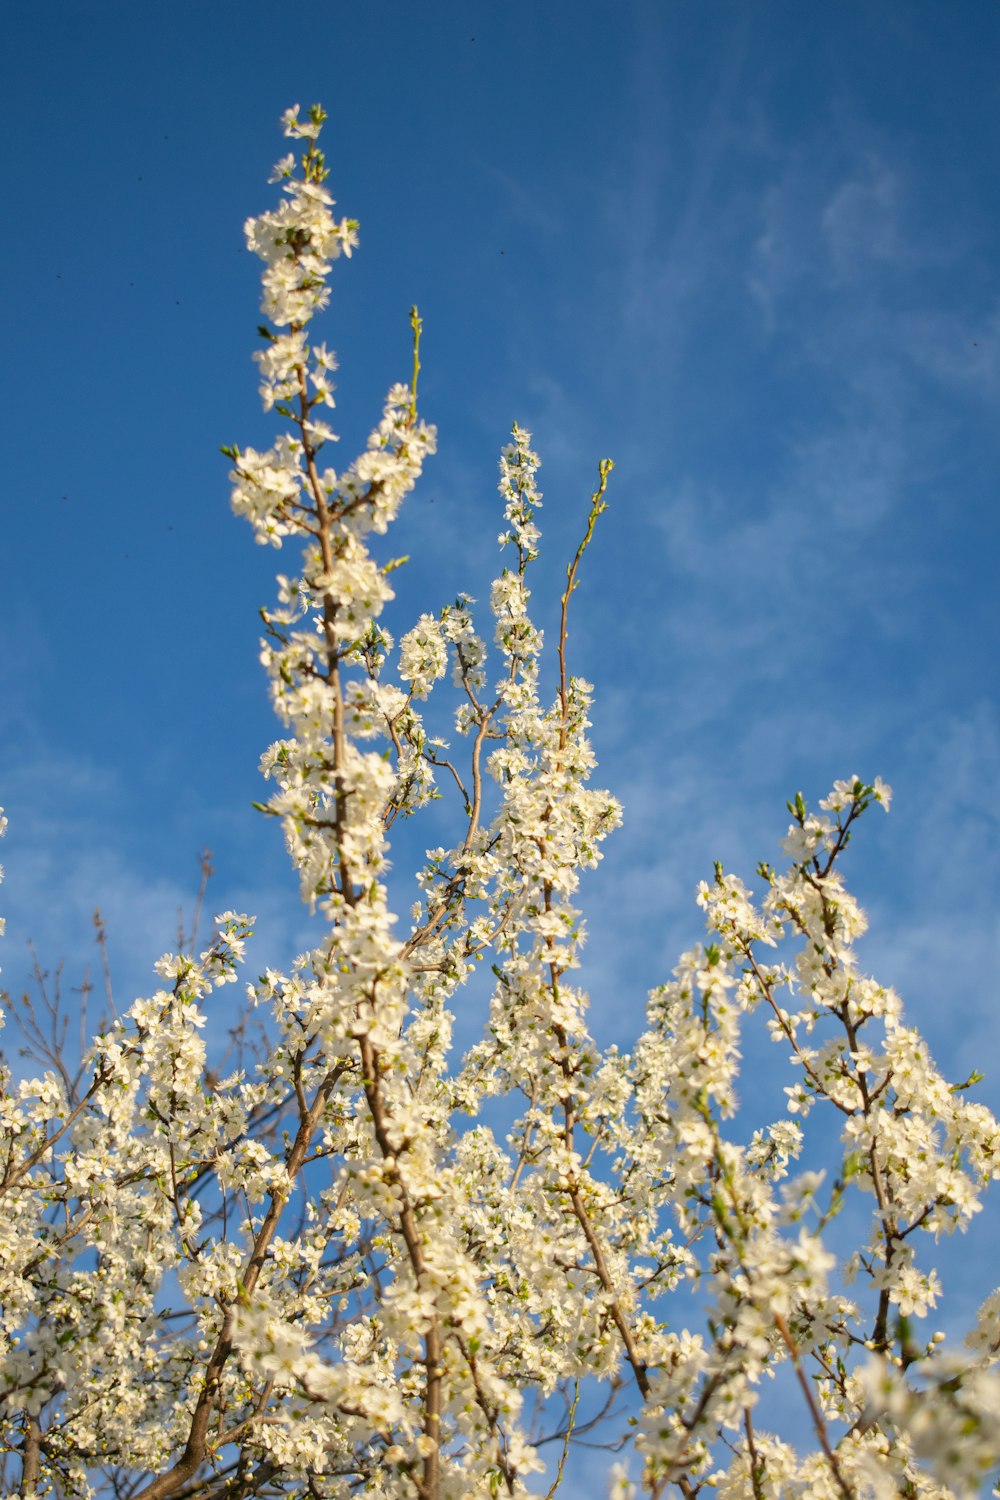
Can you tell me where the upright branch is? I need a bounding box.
[558,457,612,746]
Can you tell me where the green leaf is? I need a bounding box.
[950,1070,985,1093]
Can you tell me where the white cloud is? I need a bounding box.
[821,157,903,279]
[0,745,320,1077]
[901,300,1000,405]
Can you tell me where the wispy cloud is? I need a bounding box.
[0,746,319,1068]
[821,157,904,279]
[900,299,1000,405]
[749,147,937,320]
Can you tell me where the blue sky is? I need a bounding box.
[2,0,1000,1483]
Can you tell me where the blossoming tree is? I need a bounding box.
[3,105,1000,1500]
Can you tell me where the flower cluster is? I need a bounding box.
[2,109,1000,1500]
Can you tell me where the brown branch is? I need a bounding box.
[774,1312,854,1500]
[19,1415,42,1498]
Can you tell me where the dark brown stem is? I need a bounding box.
[774,1313,854,1500]
[19,1415,42,1497]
